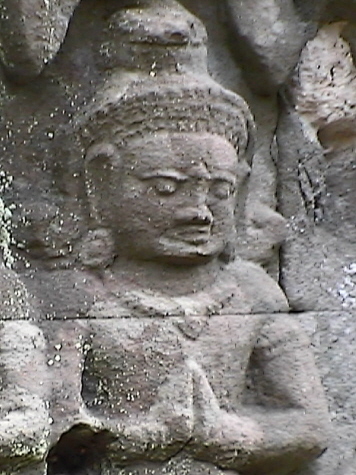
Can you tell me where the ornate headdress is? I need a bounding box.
[77,0,255,165]
[80,76,255,165]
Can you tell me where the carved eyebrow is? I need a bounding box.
[139,170,189,181]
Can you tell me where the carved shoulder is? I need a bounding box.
[228,260,290,313]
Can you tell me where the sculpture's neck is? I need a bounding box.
[108,257,224,297]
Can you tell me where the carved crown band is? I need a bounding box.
[78,75,256,166]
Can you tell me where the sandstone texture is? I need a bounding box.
[0,1,354,474]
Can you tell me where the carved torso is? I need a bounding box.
[82,314,263,419]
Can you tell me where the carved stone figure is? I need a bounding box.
[73,105,329,473]
[43,3,330,475]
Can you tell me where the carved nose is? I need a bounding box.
[175,206,213,225]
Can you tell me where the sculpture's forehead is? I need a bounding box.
[122,132,238,172]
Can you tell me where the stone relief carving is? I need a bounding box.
[43,3,329,475]
[0,264,50,474]
[0,0,340,474]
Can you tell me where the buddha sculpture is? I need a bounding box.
[47,2,330,474]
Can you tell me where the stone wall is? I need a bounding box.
[0,1,355,474]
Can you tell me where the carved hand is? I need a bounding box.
[92,364,194,463]
[187,360,263,471]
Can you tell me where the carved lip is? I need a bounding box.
[129,32,189,46]
[173,226,211,244]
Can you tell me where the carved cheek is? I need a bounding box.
[210,198,235,225]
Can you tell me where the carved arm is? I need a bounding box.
[188,316,330,475]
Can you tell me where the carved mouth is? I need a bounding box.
[173,226,211,244]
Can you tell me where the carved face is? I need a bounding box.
[88,132,238,265]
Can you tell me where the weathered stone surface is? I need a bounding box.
[42,313,328,475]
[3,0,355,474]
[295,312,356,475]
[0,266,49,474]
[277,23,356,311]
[0,0,80,83]
[225,0,311,94]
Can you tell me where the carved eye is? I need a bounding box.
[152,177,178,195]
[210,180,235,200]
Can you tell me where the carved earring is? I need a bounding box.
[79,228,115,269]
[84,142,118,225]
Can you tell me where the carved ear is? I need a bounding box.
[84,143,118,225]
